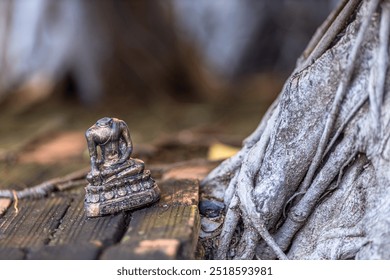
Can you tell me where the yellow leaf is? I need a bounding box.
[208,142,240,161]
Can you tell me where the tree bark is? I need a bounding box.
[201,0,390,260]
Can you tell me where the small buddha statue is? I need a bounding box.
[84,117,160,217]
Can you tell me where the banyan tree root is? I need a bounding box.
[0,168,88,200]
[201,0,390,260]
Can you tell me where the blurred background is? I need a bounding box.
[0,0,337,186]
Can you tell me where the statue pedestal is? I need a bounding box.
[84,159,160,217]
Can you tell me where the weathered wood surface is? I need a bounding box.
[101,179,200,260]
[0,178,201,259]
[28,189,130,260]
[0,196,71,259]
[0,107,229,260]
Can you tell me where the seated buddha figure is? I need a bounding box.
[84,117,160,217]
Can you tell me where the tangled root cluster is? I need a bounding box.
[201,0,390,260]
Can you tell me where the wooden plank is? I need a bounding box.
[157,179,199,207]
[101,205,200,260]
[101,179,200,260]
[28,191,129,259]
[0,196,71,249]
[50,193,129,246]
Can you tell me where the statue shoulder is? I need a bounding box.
[117,119,129,132]
[85,126,96,140]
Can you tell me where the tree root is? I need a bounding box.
[368,0,390,135]
[0,168,88,200]
[201,98,279,201]
[205,0,388,260]
[297,0,361,73]
[271,134,359,256]
[216,195,240,259]
[297,0,378,196]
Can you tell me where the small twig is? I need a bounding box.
[12,190,19,214]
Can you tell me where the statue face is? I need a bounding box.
[96,117,113,128]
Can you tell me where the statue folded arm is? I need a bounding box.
[85,129,101,180]
[117,120,133,165]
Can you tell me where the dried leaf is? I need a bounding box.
[207,142,239,161]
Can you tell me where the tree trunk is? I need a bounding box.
[201,0,390,260]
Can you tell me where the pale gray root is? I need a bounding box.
[283,93,369,217]
[216,195,240,259]
[287,156,373,259]
[252,0,377,259]
[231,205,288,260]
[223,171,239,207]
[355,158,390,259]
[234,142,289,260]
[216,117,291,260]
[299,0,350,63]
[319,151,358,201]
[368,0,390,134]
[0,168,88,200]
[201,98,279,201]
[282,94,368,218]
[309,226,367,260]
[224,104,280,206]
[270,133,359,256]
[234,226,259,260]
[297,0,379,196]
[216,123,289,260]
[233,187,278,260]
[256,226,288,260]
[324,94,368,157]
[296,0,361,72]
[234,214,288,260]
[207,0,390,260]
